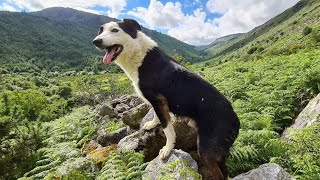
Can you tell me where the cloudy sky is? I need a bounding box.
[0,0,299,45]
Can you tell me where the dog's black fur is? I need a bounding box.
[138,46,239,179]
[95,19,240,180]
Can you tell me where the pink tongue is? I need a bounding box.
[103,46,116,64]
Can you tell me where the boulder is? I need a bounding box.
[117,128,166,161]
[97,126,130,146]
[122,103,150,129]
[233,163,295,180]
[143,149,199,180]
[86,145,117,168]
[82,140,102,156]
[98,104,118,118]
[283,93,320,137]
[118,109,197,161]
[115,103,130,113]
[110,95,143,108]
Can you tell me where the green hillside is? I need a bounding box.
[1,0,320,180]
[197,33,242,54]
[0,8,202,73]
[203,0,320,62]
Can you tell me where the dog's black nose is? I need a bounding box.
[93,39,103,46]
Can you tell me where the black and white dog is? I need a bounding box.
[93,19,240,180]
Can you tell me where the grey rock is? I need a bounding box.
[122,103,150,129]
[98,104,118,118]
[139,108,155,129]
[100,115,111,125]
[117,128,166,161]
[115,103,130,113]
[118,110,197,161]
[140,109,197,152]
[283,93,320,137]
[233,163,295,180]
[97,127,130,146]
[128,96,144,108]
[110,95,143,108]
[143,149,199,180]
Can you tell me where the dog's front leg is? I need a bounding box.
[148,94,176,160]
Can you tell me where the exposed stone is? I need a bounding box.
[118,109,197,161]
[139,108,155,129]
[128,96,144,108]
[110,95,143,108]
[98,104,118,118]
[283,93,320,137]
[87,145,117,168]
[115,103,130,113]
[141,109,198,152]
[117,128,166,161]
[82,140,102,156]
[143,149,199,180]
[97,126,130,146]
[100,115,111,125]
[122,103,149,129]
[233,163,295,180]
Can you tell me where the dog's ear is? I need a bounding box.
[118,19,141,39]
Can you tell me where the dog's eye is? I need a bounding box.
[111,29,119,33]
[98,26,103,35]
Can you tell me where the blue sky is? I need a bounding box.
[0,0,299,45]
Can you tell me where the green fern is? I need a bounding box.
[97,150,146,180]
[20,106,98,179]
[155,159,201,180]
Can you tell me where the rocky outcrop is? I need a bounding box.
[97,127,131,146]
[122,102,149,129]
[118,108,197,161]
[95,95,149,145]
[98,104,118,118]
[283,93,320,137]
[110,95,144,109]
[86,145,117,167]
[233,163,295,180]
[143,149,200,180]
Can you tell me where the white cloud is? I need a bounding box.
[128,0,300,45]
[128,0,185,29]
[6,0,127,18]
[0,2,19,11]
[167,8,219,45]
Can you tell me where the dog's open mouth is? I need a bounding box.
[103,45,123,64]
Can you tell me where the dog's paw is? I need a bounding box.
[142,120,159,130]
[159,145,173,160]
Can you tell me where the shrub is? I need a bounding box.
[247,47,257,54]
[302,26,312,36]
[311,25,320,43]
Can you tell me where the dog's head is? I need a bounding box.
[93,19,142,64]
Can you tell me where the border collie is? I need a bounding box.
[93,19,240,180]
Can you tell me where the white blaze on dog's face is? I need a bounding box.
[93,19,142,64]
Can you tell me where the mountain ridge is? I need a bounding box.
[202,0,319,60]
[0,7,202,72]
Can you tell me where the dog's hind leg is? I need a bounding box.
[142,111,160,130]
[146,94,176,160]
[197,133,228,180]
[199,152,225,180]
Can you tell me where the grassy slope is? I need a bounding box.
[0,8,201,71]
[203,0,320,61]
[200,49,320,177]
[197,34,242,56]
[189,0,320,176]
